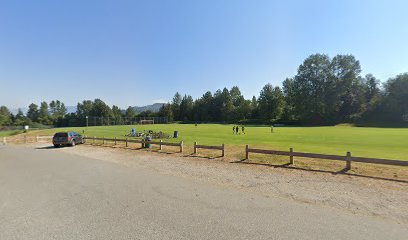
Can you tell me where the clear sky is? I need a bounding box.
[1,0,407,109]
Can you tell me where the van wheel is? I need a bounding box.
[71,141,76,147]
[54,144,60,148]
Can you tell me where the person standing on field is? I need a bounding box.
[271,125,274,133]
[233,126,235,134]
[236,126,239,135]
[242,126,245,134]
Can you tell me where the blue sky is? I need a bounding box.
[1,0,407,109]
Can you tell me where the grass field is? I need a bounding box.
[21,124,408,160]
[0,130,24,137]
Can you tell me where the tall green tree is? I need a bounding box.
[27,103,39,122]
[0,106,12,126]
[330,54,364,122]
[50,100,67,119]
[381,73,408,122]
[38,101,52,125]
[91,99,113,125]
[76,100,93,118]
[14,109,30,126]
[125,106,136,120]
[111,105,124,124]
[282,78,296,122]
[179,95,194,121]
[257,84,285,122]
[171,92,182,121]
[158,104,174,122]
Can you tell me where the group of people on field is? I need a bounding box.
[233,125,245,135]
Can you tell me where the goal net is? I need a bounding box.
[140,120,154,125]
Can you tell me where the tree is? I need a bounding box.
[193,91,214,122]
[381,73,408,122]
[292,54,332,123]
[0,106,12,126]
[229,86,246,121]
[76,100,93,119]
[91,99,113,125]
[38,101,52,125]
[125,106,136,120]
[171,92,182,121]
[250,96,258,118]
[50,100,67,119]
[91,99,112,117]
[257,84,285,122]
[27,103,39,122]
[288,53,365,124]
[282,78,296,122]
[14,109,30,126]
[179,95,194,121]
[59,102,67,117]
[158,104,173,122]
[111,105,123,125]
[360,74,382,121]
[330,54,364,122]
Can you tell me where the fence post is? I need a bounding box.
[194,142,197,154]
[245,145,249,159]
[222,144,225,157]
[159,140,162,150]
[180,141,183,153]
[126,138,128,147]
[346,152,352,170]
[36,135,39,143]
[24,135,27,144]
[102,136,105,145]
[93,136,96,145]
[290,148,294,165]
[114,137,117,145]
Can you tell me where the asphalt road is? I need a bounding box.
[0,145,407,240]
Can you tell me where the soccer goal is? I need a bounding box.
[140,119,154,125]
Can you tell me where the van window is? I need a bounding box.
[54,133,68,137]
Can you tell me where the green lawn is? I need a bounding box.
[0,130,24,137]
[25,124,408,160]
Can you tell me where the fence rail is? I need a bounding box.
[84,136,184,153]
[3,135,407,171]
[2,135,52,144]
[194,142,225,157]
[245,145,408,169]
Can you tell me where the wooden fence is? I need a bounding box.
[194,142,225,157]
[245,145,408,169]
[2,135,52,144]
[3,135,407,170]
[85,136,184,153]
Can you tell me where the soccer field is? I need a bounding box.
[24,124,408,160]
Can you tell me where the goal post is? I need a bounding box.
[140,120,154,125]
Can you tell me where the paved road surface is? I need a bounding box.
[0,145,407,239]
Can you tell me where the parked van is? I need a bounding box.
[52,132,85,147]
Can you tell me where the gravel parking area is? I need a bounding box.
[49,143,408,224]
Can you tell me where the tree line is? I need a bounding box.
[159,54,408,126]
[0,98,161,128]
[1,53,407,127]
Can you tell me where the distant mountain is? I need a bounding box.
[133,103,165,113]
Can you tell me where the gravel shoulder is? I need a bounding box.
[37,143,408,224]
